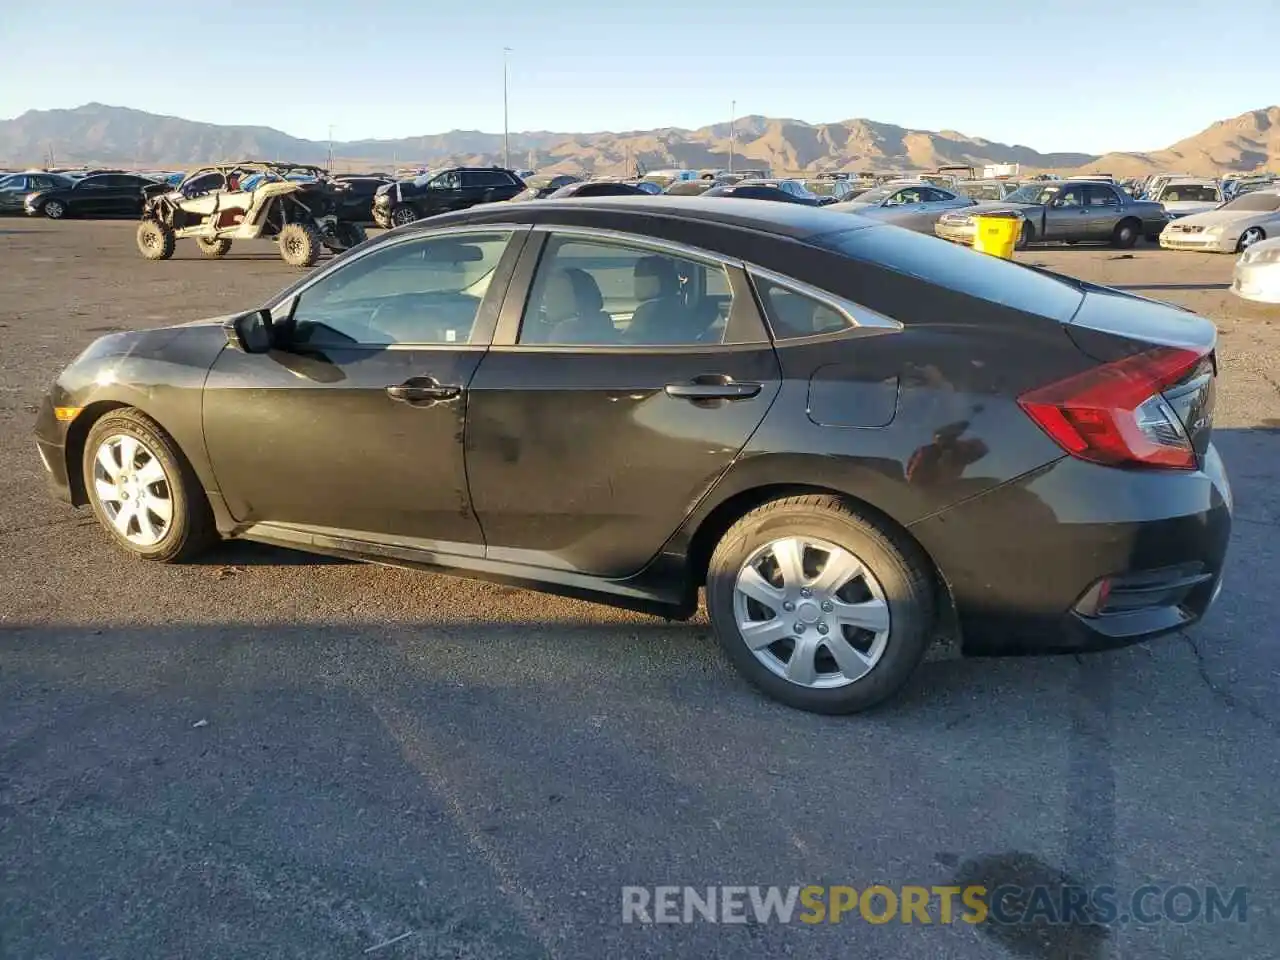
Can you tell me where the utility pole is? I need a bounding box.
[502,47,512,170]
[728,100,736,175]
[327,124,335,171]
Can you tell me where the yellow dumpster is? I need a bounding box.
[972,212,1023,259]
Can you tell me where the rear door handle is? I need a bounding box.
[386,376,461,404]
[665,375,761,401]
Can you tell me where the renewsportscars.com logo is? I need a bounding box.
[621,884,1248,926]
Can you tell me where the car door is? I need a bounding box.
[202,227,529,552]
[1083,183,1122,239]
[1041,184,1088,240]
[464,228,783,578]
[69,175,113,215]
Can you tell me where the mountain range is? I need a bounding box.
[1,103,1277,178]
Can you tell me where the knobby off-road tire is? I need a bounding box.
[706,495,935,714]
[198,237,232,258]
[83,409,217,562]
[278,222,323,268]
[136,219,176,260]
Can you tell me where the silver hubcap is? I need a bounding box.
[92,434,173,547]
[733,536,891,689]
[46,201,64,218]
[1241,229,1263,249]
[392,208,415,226]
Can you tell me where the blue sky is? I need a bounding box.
[1,0,1276,154]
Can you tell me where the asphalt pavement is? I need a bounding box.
[0,219,1276,959]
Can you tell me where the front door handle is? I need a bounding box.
[386,376,461,404]
[665,374,762,401]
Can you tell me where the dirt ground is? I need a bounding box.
[1,218,1277,960]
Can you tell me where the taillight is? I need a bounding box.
[1018,346,1208,470]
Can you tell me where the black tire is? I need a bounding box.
[136,219,175,260]
[1015,221,1033,250]
[42,199,67,220]
[1236,227,1266,253]
[333,221,368,249]
[278,222,322,268]
[1111,219,1140,249]
[197,237,232,258]
[705,495,935,714]
[82,409,217,562]
[389,204,419,228]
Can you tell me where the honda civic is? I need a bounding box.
[34,197,1232,713]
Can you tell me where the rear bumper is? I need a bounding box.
[911,446,1232,656]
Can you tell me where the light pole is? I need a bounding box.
[728,100,736,175]
[327,124,335,171]
[502,47,512,170]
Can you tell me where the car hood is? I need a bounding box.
[73,315,233,367]
[1173,208,1273,229]
[1162,200,1221,214]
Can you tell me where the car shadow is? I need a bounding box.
[186,540,353,566]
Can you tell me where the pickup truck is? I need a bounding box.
[934,179,1168,249]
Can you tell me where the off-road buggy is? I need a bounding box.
[136,162,368,267]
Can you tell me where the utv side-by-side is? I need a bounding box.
[136,162,368,267]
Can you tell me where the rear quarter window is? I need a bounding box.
[816,225,1085,321]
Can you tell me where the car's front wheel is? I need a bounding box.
[1015,221,1033,250]
[137,220,176,260]
[1237,227,1266,252]
[83,410,216,562]
[42,199,67,219]
[389,204,418,227]
[706,495,934,714]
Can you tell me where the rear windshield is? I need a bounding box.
[1158,185,1220,203]
[815,225,1085,321]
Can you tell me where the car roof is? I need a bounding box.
[403,195,877,242]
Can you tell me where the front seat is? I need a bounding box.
[531,269,580,343]
[547,268,616,344]
[624,256,685,344]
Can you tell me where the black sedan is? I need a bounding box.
[24,172,159,219]
[34,198,1231,714]
[702,183,819,204]
[331,175,393,223]
[0,172,76,213]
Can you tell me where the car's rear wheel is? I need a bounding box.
[278,222,322,268]
[706,495,934,714]
[83,410,216,562]
[197,237,232,258]
[1237,227,1266,252]
[1015,221,1033,250]
[42,199,66,219]
[136,220,176,260]
[1111,219,1140,249]
[333,221,368,249]
[390,204,418,227]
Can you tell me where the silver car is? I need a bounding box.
[1232,236,1280,304]
[1160,189,1280,253]
[830,180,975,233]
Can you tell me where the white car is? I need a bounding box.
[1160,189,1280,253]
[1232,236,1280,304]
[1150,178,1223,219]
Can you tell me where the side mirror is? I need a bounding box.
[224,308,274,353]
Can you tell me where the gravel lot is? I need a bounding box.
[1,218,1277,959]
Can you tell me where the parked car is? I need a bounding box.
[0,172,75,213]
[1149,178,1223,219]
[23,172,159,219]
[32,197,1231,714]
[935,180,1167,249]
[955,179,1021,202]
[136,162,367,267]
[1231,236,1280,303]
[802,178,855,205]
[330,175,393,223]
[372,167,525,228]
[1160,189,1280,253]
[544,181,648,199]
[701,184,818,204]
[665,180,719,196]
[509,174,582,201]
[831,181,975,233]
[735,179,822,203]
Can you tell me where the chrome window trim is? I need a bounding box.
[266,224,529,313]
[528,225,745,269]
[748,266,903,333]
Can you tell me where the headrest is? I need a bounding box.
[634,256,677,301]
[541,270,579,324]
[563,267,604,313]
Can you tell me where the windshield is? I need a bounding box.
[1005,184,1059,204]
[848,186,894,204]
[1159,185,1221,203]
[959,183,1007,200]
[1223,192,1280,212]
